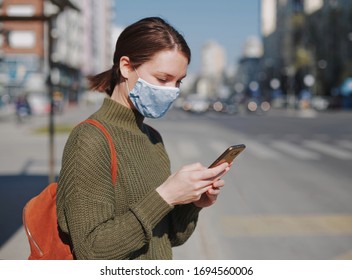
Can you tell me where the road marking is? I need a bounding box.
[208,140,232,155]
[297,109,317,118]
[336,140,352,150]
[303,140,352,160]
[244,140,282,159]
[172,138,352,162]
[176,139,201,159]
[220,215,352,237]
[271,140,320,160]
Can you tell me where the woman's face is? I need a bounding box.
[114,49,188,109]
[130,49,188,90]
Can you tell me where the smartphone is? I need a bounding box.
[208,144,246,168]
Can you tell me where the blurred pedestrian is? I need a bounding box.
[15,94,31,122]
[56,17,230,260]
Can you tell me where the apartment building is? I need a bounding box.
[0,0,113,107]
[260,0,352,102]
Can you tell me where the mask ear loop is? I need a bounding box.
[125,77,131,95]
[126,67,140,95]
[133,67,140,78]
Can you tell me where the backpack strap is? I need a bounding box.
[80,119,117,186]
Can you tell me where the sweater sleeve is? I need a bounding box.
[168,203,202,247]
[57,124,173,259]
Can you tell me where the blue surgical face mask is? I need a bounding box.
[128,76,180,119]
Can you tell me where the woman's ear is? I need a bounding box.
[119,56,132,79]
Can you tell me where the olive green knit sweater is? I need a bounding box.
[56,98,201,259]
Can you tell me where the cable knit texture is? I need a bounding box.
[56,98,201,259]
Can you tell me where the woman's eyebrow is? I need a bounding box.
[156,72,187,79]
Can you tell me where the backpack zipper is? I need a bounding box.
[23,203,44,257]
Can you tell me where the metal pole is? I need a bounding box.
[48,16,55,183]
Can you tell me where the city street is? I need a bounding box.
[0,102,352,260]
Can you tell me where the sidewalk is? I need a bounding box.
[0,103,100,260]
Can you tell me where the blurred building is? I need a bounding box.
[81,0,113,77]
[0,0,48,102]
[260,0,352,108]
[110,25,123,64]
[200,40,226,78]
[0,0,113,106]
[234,36,264,98]
[196,40,226,99]
[304,0,352,108]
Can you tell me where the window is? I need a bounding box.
[9,30,35,49]
[7,5,35,16]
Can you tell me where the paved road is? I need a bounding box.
[152,108,352,259]
[1,102,352,259]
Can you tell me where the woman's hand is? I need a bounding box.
[193,162,232,208]
[156,162,229,206]
[193,177,225,208]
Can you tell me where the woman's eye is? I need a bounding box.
[157,78,167,83]
[176,80,183,87]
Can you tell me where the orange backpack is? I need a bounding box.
[22,119,117,260]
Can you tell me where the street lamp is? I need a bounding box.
[0,0,79,183]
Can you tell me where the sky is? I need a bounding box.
[113,0,260,75]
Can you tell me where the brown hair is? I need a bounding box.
[88,17,191,96]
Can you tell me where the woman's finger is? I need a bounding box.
[207,187,220,195]
[212,179,225,189]
[194,162,229,181]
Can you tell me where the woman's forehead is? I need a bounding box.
[141,50,188,77]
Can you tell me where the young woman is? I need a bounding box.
[56,17,230,260]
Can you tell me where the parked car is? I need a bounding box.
[210,99,238,115]
[311,96,330,111]
[247,99,271,113]
[182,94,210,114]
[27,93,50,115]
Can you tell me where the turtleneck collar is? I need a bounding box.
[94,98,145,129]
